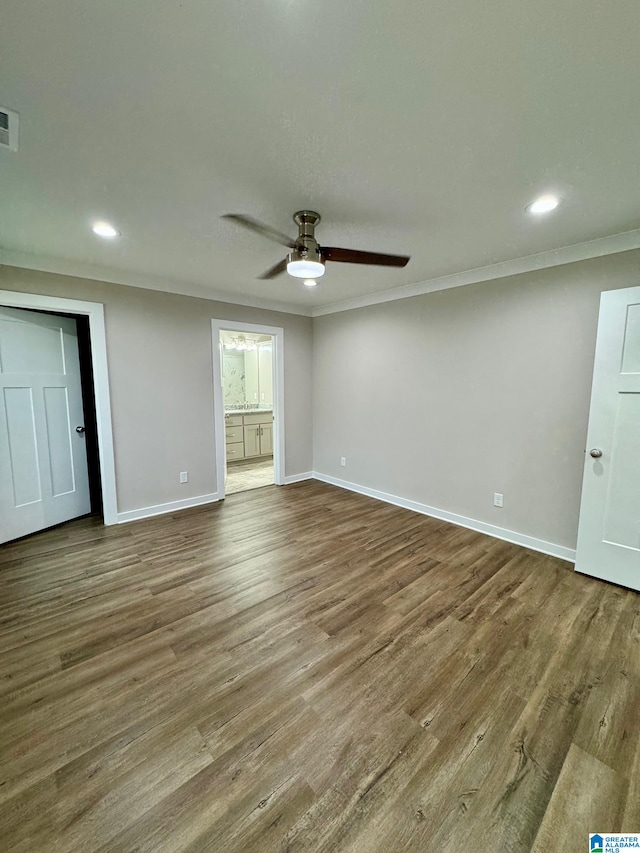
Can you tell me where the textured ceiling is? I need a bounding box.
[1,0,639,314]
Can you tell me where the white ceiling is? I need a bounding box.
[1,0,639,316]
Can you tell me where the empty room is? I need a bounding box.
[0,2,639,852]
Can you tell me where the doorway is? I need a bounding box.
[0,290,117,528]
[211,319,285,499]
[0,307,106,543]
[221,330,275,494]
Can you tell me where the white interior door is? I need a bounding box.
[0,307,91,543]
[575,285,640,591]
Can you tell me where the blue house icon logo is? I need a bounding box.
[590,835,603,853]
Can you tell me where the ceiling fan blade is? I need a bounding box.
[321,246,410,267]
[257,258,288,280]
[222,214,297,249]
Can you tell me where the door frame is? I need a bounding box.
[211,319,284,499]
[0,290,118,525]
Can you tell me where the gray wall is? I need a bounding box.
[3,250,639,547]
[312,250,640,550]
[0,266,313,513]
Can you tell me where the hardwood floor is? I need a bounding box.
[0,480,637,852]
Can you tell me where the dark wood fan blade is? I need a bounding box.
[222,214,297,249]
[321,246,410,267]
[257,258,288,280]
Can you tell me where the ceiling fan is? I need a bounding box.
[222,210,410,281]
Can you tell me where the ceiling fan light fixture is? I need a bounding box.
[286,255,325,279]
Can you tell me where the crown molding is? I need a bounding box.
[311,229,640,317]
[0,249,313,317]
[2,229,638,320]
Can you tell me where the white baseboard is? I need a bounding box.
[117,492,220,524]
[116,473,313,524]
[283,471,313,485]
[114,472,576,564]
[312,472,576,563]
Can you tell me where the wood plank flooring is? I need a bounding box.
[0,480,637,852]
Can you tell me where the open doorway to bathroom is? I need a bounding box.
[211,318,285,500]
[221,329,275,494]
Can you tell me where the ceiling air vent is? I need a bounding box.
[0,107,19,151]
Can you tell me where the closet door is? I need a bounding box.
[0,307,90,543]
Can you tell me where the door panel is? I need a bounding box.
[621,303,640,371]
[602,394,640,549]
[43,386,75,495]
[244,424,261,457]
[3,386,42,506]
[575,286,640,590]
[0,307,91,543]
[0,316,66,374]
[260,423,273,455]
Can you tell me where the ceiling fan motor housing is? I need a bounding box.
[293,210,321,238]
[289,210,324,270]
[288,244,323,264]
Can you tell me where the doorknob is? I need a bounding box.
[75,425,86,434]
[589,448,602,458]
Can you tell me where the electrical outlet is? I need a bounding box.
[180,471,188,484]
[493,492,503,507]
[340,456,346,467]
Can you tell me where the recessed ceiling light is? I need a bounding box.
[302,279,318,288]
[92,221,120,238]
[526,195,560,215]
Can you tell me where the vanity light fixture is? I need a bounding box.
[224,335,258,351]
[526,195,560,215]
[92,221,120,238]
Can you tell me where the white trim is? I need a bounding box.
[211,319,285,499]
[312,471,576,563]
[283,471,313,484]
[0,289,118,525]
[0,250,312,317]
[311,230,640,317]
[117,492,219,524]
